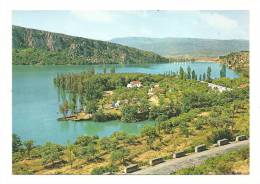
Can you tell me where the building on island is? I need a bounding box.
[127,80,142,88]
[111,100,120,109]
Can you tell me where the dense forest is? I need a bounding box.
[13,65,249,174]
[12,26,168,65]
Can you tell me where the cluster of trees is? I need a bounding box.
[54,69,248,124]
[178,66,213,82]
[54,72,163,119]
[13,91,249,174]
[13,132,140,174]
[165,65,228,82]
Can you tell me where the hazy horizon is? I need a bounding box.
[13,10,249,41]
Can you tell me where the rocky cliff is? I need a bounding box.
[13,26,168,65]
[219,51,249,76]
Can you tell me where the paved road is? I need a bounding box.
[132,140,249,175]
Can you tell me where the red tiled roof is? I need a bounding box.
[131,80,141,84]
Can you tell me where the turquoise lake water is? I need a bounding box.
[13,62,239,144]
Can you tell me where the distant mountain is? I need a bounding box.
[110,37,249,57]
[12,26,168,65]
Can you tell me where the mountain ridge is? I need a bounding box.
[12,25,168,65]
[110,37,249,57]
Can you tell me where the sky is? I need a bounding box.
[12,10,249,41]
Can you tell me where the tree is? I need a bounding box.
[187,66,191,79]
[41,142,64,166]
[208,129,233,144]
[199,75,202,81]
[220,64,227,78]
[194,118,206,130]
[179,123,190,138]
[179,66,185,80]
[221,112,235,133]
[182,90,212,112]
[74,135,97,147]
[99,137,117,151]
[124,135,138,145]
[59,100,69,118]
[191,70,196,80]
[81,143,99,162]
[87,67,95,75]
[103,65,107,74]
[110,148,129,165]
[149,106,160,120]
[84,100,98,114]
[141,125,159,149]
[93,109,107,122]
[110,66,116,74]
[203,73,206,81]
[23,140,34,158]
[64,142,76,168]
[12,134,22,153]
[159,121,172,134]
[207,66,212,82]
[121,104,139,122]
[111,131,127,142]
[68,95,77,114]
[207,116,225,129]
[155,114,168,122]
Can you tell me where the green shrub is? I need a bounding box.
[91,165,119,175]
[173,147,249,175]
[207,129,233,144]
[93,110,119,122]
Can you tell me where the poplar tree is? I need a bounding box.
[207,66,212,82]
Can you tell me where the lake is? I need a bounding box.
[13,62,239,144]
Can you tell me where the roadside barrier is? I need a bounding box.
[149,157,164,166]
[195,144,207,152]
[124,164,139,173]
[173,151,186,158]
[125,135,248,173]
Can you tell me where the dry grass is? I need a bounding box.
[232,159,249,174]
[13,105,249,175]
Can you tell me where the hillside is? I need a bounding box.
[219,51,249,71]
[12,26,168,65]
[111,37,249,57]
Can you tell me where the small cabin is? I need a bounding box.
[111,100,120,108]
[127,80,142,88]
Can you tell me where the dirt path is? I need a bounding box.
[131,140,249,175]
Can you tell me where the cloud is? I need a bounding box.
[200,13,238,31]
[70,11,152,23]
[70,11,115,23]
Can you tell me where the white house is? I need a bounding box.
[200,81,232,93]
[207,83,232,93]
[127,80,142,88]
[111,100,120,108]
